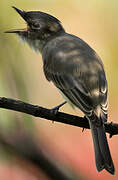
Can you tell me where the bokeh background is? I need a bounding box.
[1,0,118,179]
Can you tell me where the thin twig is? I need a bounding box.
[0,97,117,137]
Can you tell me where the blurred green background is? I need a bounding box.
[1,0,118,179]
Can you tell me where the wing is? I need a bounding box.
[43,66,94,116]
[99,73,108,122]
[42,34,108,118]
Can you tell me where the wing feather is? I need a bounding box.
[48,72,93,115]
[42,34,108,118]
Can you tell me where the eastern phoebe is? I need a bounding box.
[6,7,115,174]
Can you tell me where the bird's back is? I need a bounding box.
[42,33,108,113]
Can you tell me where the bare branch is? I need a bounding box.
[0,97,117,137]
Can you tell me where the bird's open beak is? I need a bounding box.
[5,6,27,34]
[12,6,26,20]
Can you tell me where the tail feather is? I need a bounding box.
[88,116,115,175]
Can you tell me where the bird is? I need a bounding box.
[5,6,115,174]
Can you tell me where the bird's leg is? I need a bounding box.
[50,101,67,115]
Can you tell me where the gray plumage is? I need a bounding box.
[42,33,114,174]
[6,7,115,174]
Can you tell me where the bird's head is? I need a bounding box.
[5,7,65,52]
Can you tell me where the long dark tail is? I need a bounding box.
[88,115,115,175]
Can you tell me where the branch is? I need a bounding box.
[0,97,117,137]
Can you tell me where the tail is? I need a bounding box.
[88,114,115,175]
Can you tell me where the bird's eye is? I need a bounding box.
[32,23,40,28]
[28,22,40,30]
